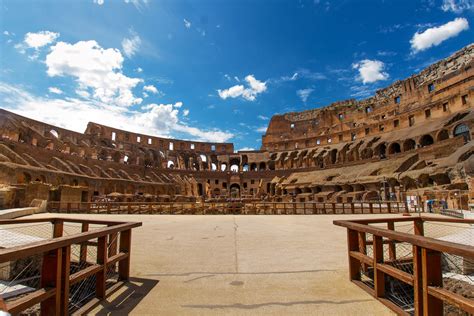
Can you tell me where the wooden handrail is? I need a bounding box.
[334,216,474,315]
[1,217,141,315]
[0,221,141,262]
[334,219,474,258]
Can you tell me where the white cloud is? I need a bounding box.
[15,31,60,58]
[258,115,269,120]
[23,31,59,49]
[184,19,192,29]
[121,30,141,58]
[410,18,469,53]
[94,0,148,9]
[0,82,233,143]
[48,87,63,95]
[238,147,255,151]
[352,59,389,84]
[296,88,314,103]
[256,126,267,133]
[183,109,190,116]
[441,0,473,13]
[45,40,143,107]
[218,74,267,101]
[136,67,143,73]
[143,84,158,94]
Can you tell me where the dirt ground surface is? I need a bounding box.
[28,213,402,315]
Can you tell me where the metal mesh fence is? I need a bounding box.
[358,220,474,315]
[0,222,52,314]
[0,221,123,314]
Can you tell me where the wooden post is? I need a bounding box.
[387,222,396,260]
[350,203,355,214]
[414,219,424,236]
[60,246,71,315]
[96,236,107,299]
[53,220,63,238]
[348,229,360,281]
[369,203,373,214]
[342,203,345,214]
[119,229,132,281]
[40,248,62,315]
[413,245,424,316]
[80,223,89,263]
[106,203,111,214]
[373,235,385,298]
[387,202,392,213]
[358,232,368,273]
[332,203,336,214]
[67,203,71,213]
[421,248,443,316]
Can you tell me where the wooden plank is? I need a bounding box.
[428,286,474,315]
[60,246,71,315]
[347,229,361,281]
[333,220,474,259]
[387,222,396,261]
[349,251,373,266]
[40,248,62,315]
[6,288,56,315]
[80,223,89,263]
[70,264,102,285]
[95,236,107,299]
[421,248,442,316]
[376,263,414,285]
[0,222,142,262]
[413,245,423,316]
[373,236,385,298]
[118,230,131,281]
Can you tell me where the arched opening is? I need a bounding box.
[167,160,175,169]
[388,143,401,155]
[220,163,227,171]
[250,163,257,171]
[376,143,386,159]
[229,183,241,198]
[259,162,266,170]
[17,172,32,184]
[200,154,207,163]
[230,164,239,172]
[198,183,204,196]
[419,134,434,147]
[436,129,449,141]
[403,139,416,151]
[211,163,217,171]
[98,149,108,161]
[242,164,249,172]
[330,149,337,164]
[112,151,121,163]
[50,129,59,139]
[453,123,470,142]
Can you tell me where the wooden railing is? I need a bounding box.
[47,201,410,215]
[0,217,141,315]
[334,216,474,315]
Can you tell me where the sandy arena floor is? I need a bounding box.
[28,213,400,315]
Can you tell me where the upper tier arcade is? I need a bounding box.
[262,44,474,151]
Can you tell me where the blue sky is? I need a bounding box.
[0,0,473,150]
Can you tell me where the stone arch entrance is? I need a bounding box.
[229,183,241,198]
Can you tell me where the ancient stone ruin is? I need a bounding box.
[0,44,472,211]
